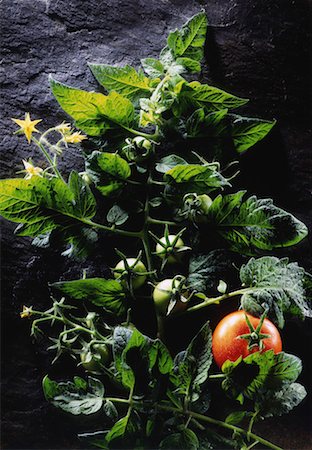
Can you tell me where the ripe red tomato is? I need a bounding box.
[212,310,282,368]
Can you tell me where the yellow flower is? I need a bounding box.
[22,160,44,179]
[20,305,33,319]
[64,131,87,144]
[55,122,71,135]
[12,112,42,144]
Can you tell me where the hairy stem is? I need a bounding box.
[248,411,259,440]
[103,397,281,450]
[147,218,179,227]
[186,288,251,313]
[82,219,142,238]
[32,137,65,181]
[141,169,154,273]
[157,404,282,450]
[122,125,159,141]
[30,309,106,340]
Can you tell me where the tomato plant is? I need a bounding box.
[1,11,311,450]
[212,310,282,368]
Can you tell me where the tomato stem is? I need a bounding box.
[32,136,65,181]
[186,288,252,313]
[157,404,282,450]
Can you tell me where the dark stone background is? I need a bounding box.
[1,0,311,448]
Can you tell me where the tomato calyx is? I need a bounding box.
[113,249,155,293]
[149,225,191,269]
[237,309,271,351]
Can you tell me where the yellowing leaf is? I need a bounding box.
[50,77,135,136]
[89,64,152,101]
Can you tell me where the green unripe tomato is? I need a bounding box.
[183,193,213,223]
[155,235,184,263]
[198,194,213,215]
[114,258,147,289]
[133,136,152,151]
[80,344,110,372]
[153,278,185,316]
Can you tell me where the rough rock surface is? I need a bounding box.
[1,0,311,448]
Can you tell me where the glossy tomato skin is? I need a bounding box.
[212,311,282,368]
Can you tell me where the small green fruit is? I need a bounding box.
[114,258,147,289]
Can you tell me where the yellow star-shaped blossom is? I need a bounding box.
[20,305,33,319]
[12,112,42,144]
[64,131,87,144]
[22,160,44,179]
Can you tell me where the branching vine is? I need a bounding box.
[1,10,311,450]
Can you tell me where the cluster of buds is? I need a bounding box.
[39,122,87,156]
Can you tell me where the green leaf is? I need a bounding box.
[264,352,303,389]
[68,171,97,218]
[145,418,154,437]
[148,339,173,375]
[86,151,131,197]
[51,278,127,317]
[171,322,212,402]
[225,411,249,425]
[50,77,135,136]
[191,385,211,414]
[0,176,95,236]
[103,400,118,421]
[120,328,148,389]
[240,256,312,327]
[113,326,133,376]
[106,413,139,443]
[107,205,129,226]
[42,375,104,415]
[222,351,302,403]
[205,191,308,255]
[141,58,165,78]
[187,322,213,390]
[229,114,276,153]
[167,11,207,63]
[113,327,150,390]
[256,382,307,418]
[160,429,199,450]
[112,327,173,392]
[155,154,188,173]
[159,46,176,71]
[164,163,230,194]
[185,108,228,138]
[63,226,99,260]
[187,250,235,293]
[188,82,248,111]
[0,174,97,258]
[175,57,201,73]
[89,64,151,101]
